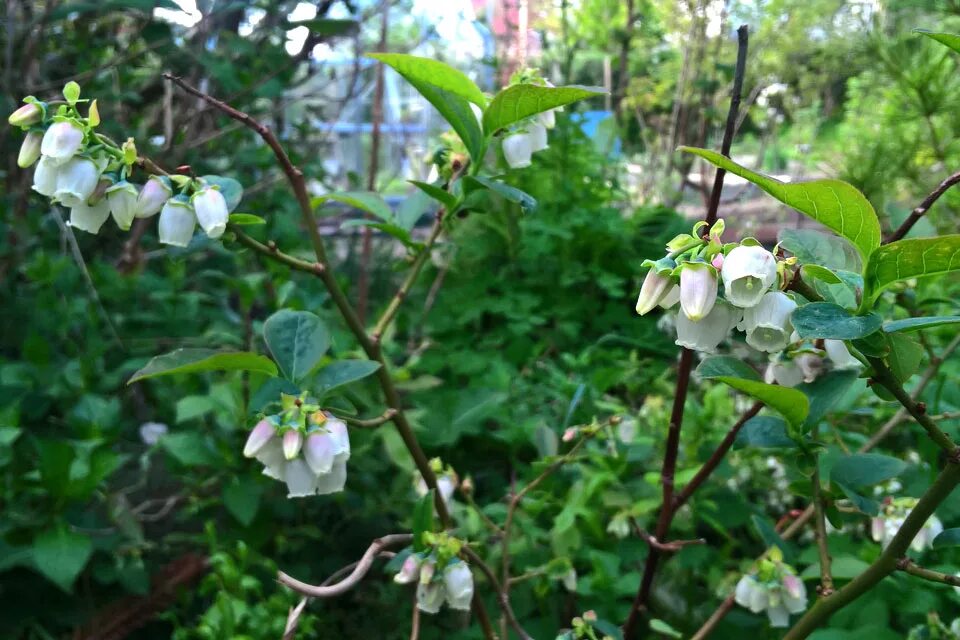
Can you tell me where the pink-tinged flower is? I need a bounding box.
[721,245,778,308]
[303,431,335,474]
[192,187,229,239]
[502,133,533,168]
[18,131,42,168]
[419,560,436,585]
[135,175,172,219]
[443,562,474,611]
[54,157,100,208]
[679,262,718,321]
[562,427,578,442]
[68,199,111,234]
[659,285,680,310]
[711,252,724,270]
[243,419,276,457]
[158,197,196,247]
[8,102,42,127]
[282,429,303,460]
[314,457,348,495]
[635,269,672,315]
[394,555,423,584]
[283,458,318,498]
[41,120,85,164]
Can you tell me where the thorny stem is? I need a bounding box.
[623,27,749,638]
[162,73,452,526]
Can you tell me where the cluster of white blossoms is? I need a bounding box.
[8,83,231,246]
[501,71,559,169]
[414,458,459,509]
[871,497,944,551]
[243,394,350,498]
[734,550,808,627]
[394,544,474,614]
[636,219,861,378]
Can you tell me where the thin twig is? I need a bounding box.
[277,533,411,598]
[638,531,706,553]
[410,595,421,640]
[886,169,960,243]
[811,424,834,597]
[462,546,533,640]
[897,558,960,587]
[231,227,325,275]
[341,408,398,428]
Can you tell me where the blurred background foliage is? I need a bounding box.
[0,0,959,639]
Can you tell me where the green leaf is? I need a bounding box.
[751,515,792,559]
[290,18,359,37]
[696,355,761,381]
[409,180,458,211]
[37,440,75,498]
[884,315,960,333]
[734,416,796,448]
[933,528,960,548]
[916,29,960,55]
[314,360,382,396]
[886,333,923,383]
[649,619,683,638]
[367,53,485,160]
[698,372,809,428]
[863,235,960,304]
[228,213,266,226]
[316,190,393,221]
[482,84,605,134]
[367,53,486,107]
[798,370,861,428]
[340,219,414,247]
[779,228,862,273]
[830,453,906,489]
[128,349,277,384]
[63,81,81,105]
[834,481,880,516]
[801,556,871,580]
[681,147,880,259]
[223,476,263,527]
[263,310,330,383]
[175,395,216,423]
[792,302,882,340]
[200,175,243,212]
[33,524,92,592]
[412,490,436,552]
[802,264,842,285]
[160,432,216,466]
[464,175,537,213]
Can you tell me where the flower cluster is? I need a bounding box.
[8,83,232,245]
[414,458,459,510]
[734,549,808,627]
[501,69,558,169]
[393,533,474,614]
[243,393,350,498]
[636,219,861,376]
[871,496,944,551]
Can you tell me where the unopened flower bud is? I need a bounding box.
[158,196,196,247]
[303,431,335,474]
[68,199,111,234]
[54,157,100,208]
[243,419,276,457]
[192,187,229,239]
[583,610,597,622]
[636,269,672,315]
[721,245,778,308]
[562,427,577,442]
[8,102,43,127]
[41,120,85,164]
[679,262,718,321]
[18,131,42,168]
[502,133,533,168]
[394,555,422,584]
[419,560,436,585]
[282,429,303,460]
[106,180,139,231]
[135,175,173,219]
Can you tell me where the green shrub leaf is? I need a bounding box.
[916,29,960,54]
[32,524,92,592]
[883,315,960,333]
[128,349,278,384]
[482,84,605,134]
[263,310,330,383]
[792,302,882,340]
[863,235,960,304]
[315,360,382,395]
[830,453,906,488]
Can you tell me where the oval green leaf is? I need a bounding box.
[315,190,393,221]
[464,175,537,213]
[714,377,809,428]
[315,360,382,396]
[792,302,882,340]
[830,453,907,489]
[482,84,605,135]
[916,29,960,54]
[933,528,960,549]
[863,235,960,304]
[409,180,458,212]
[734,416,796,449]
[128,349,278,384]
[681,147,880,260]
[228,213,266,226]
[883,315,960,333]
[696,355,761,381]
[263,310,330,383]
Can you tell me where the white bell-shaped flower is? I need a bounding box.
[18,131,42,168]
[193,187,229,239]
[765,360,803,388]
[243,419,276,458]
[284,458,319,498]
[41,120,85,164]
[68,199,111,234]
[539,108,556,129]
[54,157,100,208]
[781,573,807,614]
[675,302,740,353]
[158,197,196,247]
[394,555,423,585]
[825,340,861,369]
[529,122,549,152]
[32,155,59,196]
[795,352,824,382]
[106,180,139,231]
[659,285,680,310]
[416,580,446,614]
[721,245,778,308]
[740,292,797,353]
[443,561,474,611]
[502,133,533,168]
[734,575,768,613]
[679,262,718,321]
[136,175,173,219]
[636,269,673,315]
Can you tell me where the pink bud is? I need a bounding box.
[394,555,422,584]
[8,102,42,127]
[583,610,597,622]
[282,429,303,460]
[562,427,577,442]
[711,253,724,270]
[679,263,718,321]
[243,419,275,457]
[636,269,672,315]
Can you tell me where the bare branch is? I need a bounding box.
[886,169,960,243]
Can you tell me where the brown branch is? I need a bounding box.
[638,530,706,553]
[811,424,834,597]
[231,227,325,275]
[462,546,533,640]
[897,558,960,587]
[886,169,960,243]
[277,533,411,598]
[341,408,398,428]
